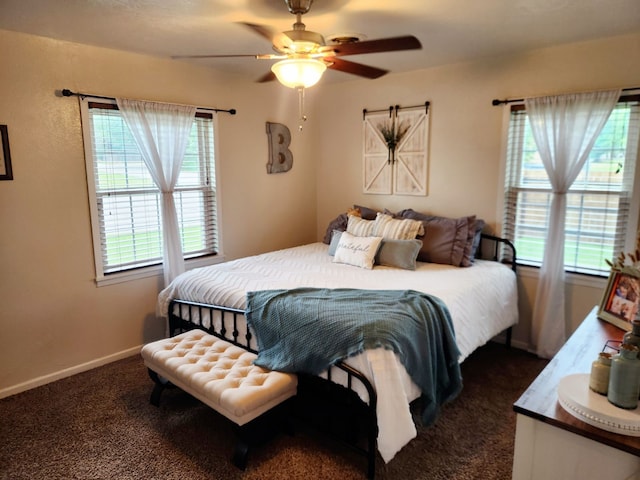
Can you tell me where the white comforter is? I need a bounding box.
[157,242,518,462]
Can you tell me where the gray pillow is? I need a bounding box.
[460,215,478,267]
[328,230,343,255]
[375,239,423,270]
[323,214,348,244]
[398,209,470,267]
[470,219,486,262]
[353,204,380,220]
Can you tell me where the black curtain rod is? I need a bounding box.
[60,89,236,115]
[363,102,430,120]
[491,87,640,106]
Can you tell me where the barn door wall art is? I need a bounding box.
[362,103,430,196]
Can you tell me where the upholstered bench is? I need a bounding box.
[141,329,298,469]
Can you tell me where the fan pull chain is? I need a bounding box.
[297,87,307,131]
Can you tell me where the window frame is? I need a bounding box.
[499,95,640,279]
[80,97,224,286]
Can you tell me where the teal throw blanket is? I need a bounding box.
[245,288,462,425]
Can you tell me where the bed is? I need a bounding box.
[156,210,518,478]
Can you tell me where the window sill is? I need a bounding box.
[94,255,226,287]
[517,264,608,289]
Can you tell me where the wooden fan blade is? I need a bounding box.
[257,71,277,83]
[239,22,292,53]
[239,22,276,42]
[171,53,283,60]
[325,57,388,79]
[328,35,421,57]
[172,54,261,59]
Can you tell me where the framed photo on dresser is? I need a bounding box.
[598,268,640,331]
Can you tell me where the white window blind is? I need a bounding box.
[503,96,640,276]
[83,101,218,278]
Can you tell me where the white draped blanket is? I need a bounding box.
[157,242,518,462]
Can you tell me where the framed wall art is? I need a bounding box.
[362,103,430,196]
[0,124,13,181]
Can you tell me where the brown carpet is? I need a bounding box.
[0,342,547,480]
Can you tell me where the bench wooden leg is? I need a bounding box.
[147,369,172,407]
[232,439,250,470]
[231,399,295,470]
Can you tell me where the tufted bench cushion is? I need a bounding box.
[141,329,297,426]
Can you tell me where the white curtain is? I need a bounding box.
[116,98,197,287]
[526,89,620,358]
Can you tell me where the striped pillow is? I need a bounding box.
[372,212,425,240]
[346,214,375,237]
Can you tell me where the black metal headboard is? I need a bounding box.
[477,233,517,272]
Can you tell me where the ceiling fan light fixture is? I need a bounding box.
[271,58,327,89]
[286,0,314,15]
[283,33,325,51]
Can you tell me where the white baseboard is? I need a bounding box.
[510,339,532,352]
[0,345,142,400]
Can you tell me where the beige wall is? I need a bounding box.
[0,29,317,395]
[313,32,640,349]
[1,27,639,395]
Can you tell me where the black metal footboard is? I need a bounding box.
[168,299,379,479]
[478,233,517,346]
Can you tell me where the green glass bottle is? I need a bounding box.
[608,343,640,409]
[623,320,640,353]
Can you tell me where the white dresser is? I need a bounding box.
[512,307,640,480]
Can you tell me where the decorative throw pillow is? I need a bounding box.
[322,213,348,244]
[347,214,375,237]
[328,230,343,256]
[372,212,425,240]
[346,207,362,217]
[375,239,423,270]
[398,209,470,267]
[353,204,380,220]
[460,215,478,267]
[333,231,383,269]
[470,219,486,262]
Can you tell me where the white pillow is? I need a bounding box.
[372,212,425,240]
[346,214,375,237]
[333,231,383,269]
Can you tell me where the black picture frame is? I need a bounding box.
[0,125,13,181]
[597,268,640,331]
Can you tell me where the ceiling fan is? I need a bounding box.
[173,0,422,89]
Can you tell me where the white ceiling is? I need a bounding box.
[1,0,639,84]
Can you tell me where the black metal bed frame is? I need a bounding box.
[166,233,517,479]
[167,300,379,477]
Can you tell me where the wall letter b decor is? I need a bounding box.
[266,122,293,174]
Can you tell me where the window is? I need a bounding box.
[81,100,218,282]
[503,96,640,276]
